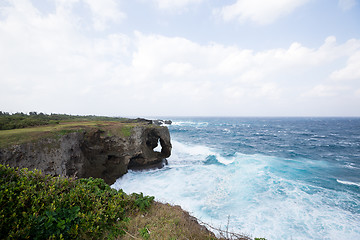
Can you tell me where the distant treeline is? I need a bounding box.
[0,111,127,130]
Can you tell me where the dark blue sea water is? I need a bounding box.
[112,117,360,239]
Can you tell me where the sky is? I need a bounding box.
[0,0,359,117]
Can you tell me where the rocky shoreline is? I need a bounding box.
[0,120,172,185]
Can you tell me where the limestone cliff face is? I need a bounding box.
[0,125,172,185]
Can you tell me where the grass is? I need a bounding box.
[0,112,167,148]
[104,124,135,138]
[0,121,147,148]
[119,202,218,240]
[0,112,132,130]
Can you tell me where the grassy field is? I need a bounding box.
[0,111,131,130]
[0,121,145,148]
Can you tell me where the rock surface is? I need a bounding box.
[0,124,172,185]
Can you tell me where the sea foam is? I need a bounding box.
[337,179,360,187]
[112,141,360,239]
[112,118,360,240]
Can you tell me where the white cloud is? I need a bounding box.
[303,84,349,97]
[355,89,360,97]
[123,33,360,107]
[338,0,357,10]
[163,62,193,76]
[54,0,125,31]
[0,0,129,114]
[217,0,310,25]
[331,51,360,80]
[153,0,203,11]
[1,1,360,116]
[82,0,125,30]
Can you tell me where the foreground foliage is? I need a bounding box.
[0,164,153,239]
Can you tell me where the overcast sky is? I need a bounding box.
[1,0,359,117]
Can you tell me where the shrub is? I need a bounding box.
[138,226,150,239]
[0,165,154,240]
[132,192,155,212]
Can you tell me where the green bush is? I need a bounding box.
[0,165,154,239]
[132,192,155,212]
[0,113,53,130]
[138,226,150,239]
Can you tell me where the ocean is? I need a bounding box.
[111,117,360,240]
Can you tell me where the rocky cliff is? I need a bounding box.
[0,122,172,185]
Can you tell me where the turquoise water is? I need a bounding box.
[112,118,360,239]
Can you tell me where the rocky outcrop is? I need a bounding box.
[123,118,172,126]
[151,119,172,126]
[0,124,172,185]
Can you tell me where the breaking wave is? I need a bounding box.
[112,117,360,240]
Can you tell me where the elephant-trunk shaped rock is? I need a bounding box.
[128,127,171,169]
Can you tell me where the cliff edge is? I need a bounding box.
[0,121,172,185]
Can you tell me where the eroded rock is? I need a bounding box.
[0,124,172,185]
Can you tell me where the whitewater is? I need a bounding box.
[112,117,360,240]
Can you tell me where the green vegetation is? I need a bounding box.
[0,111,54,130]
[138,226,150,239]
[0,122,86,148]
[132,192,154,212]
[0,111,129,131]
[0,111,156,148]
[120,125,134,138]
[0,121,145,148]
[0,164,153,239]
